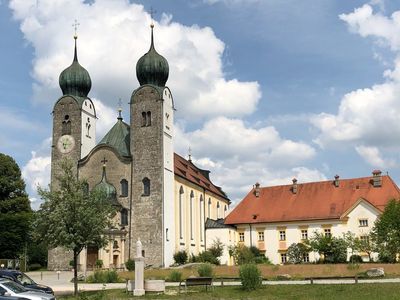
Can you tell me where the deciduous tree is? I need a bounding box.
[36,159,115,295]
[372,199,400,262]
[0,153,31,259]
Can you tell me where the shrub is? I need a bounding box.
[349,255,363,264]
[239,264,262,291]
[86,270,120,283]
[173,250,188,265]
[198,250,219,265]
[208,239,224,260]
[229,245,254,265]
[95,259,103,269]
[28,263,41,271]
[197,263,214,277]
[287,243,310,264]
[125,259,135,271]
[168,270,183,282]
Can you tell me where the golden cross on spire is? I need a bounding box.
[149,6,157,27]
[72,19,80,38]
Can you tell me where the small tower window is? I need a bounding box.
[121,208,128,226]
[142,177,150,196]
[120,179,128,197]
[146,111,151,126]
[62,115,71,135]
[141,112,146,127]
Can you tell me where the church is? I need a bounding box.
[48,25,231,270]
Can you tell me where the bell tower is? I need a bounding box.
[48,32,96,270]
[130,24,175,267]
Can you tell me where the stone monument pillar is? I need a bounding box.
[134,239,145,296]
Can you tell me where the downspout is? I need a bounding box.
[203,187,206,250]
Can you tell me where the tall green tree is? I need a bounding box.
[36,159,115,295]
[372,199,400,262]
[307,231,347,263]
[0,153,31,258]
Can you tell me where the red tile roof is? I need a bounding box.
[225,175,400,225]
[174,153,229,202]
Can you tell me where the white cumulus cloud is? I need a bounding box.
[312,4,400,168]
[9,0,261,120]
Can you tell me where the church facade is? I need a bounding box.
[48,26,230,270]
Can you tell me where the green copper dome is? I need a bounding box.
[136,25,169,87]
[59,36,92,97]
[94,165,118,204]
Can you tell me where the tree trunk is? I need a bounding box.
[73,249,78,296]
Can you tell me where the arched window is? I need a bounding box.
[142,177,150,196]
[217,202,220,219]
[62,115,71,135]
[179,186,184,239]
[113,240,119,249]
[208,198,211,219]
[141,112,146,127]
[120,179,128,197]
[146,111,151,126]
[190,191,194,240]
[121,208,128,226]
[224,205,227,218]
[200,195,204,242]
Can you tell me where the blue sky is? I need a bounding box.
[1,0,400,209]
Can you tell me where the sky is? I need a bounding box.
[1,0,400,209]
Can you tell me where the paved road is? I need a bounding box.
[26,271,400,295]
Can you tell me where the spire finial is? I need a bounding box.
[72,20,80,62]
[117,98,123,120]
[149,7,156,49]
[72,19,80,39]
[188,146,192,162]
[149,7,156,26]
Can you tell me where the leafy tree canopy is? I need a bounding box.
[0,153,31,258]
[35,159,115,294]
[372,199,400,262]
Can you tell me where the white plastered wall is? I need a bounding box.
[81,99,96,158]
[162,88,175,267]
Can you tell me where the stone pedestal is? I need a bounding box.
[134,240,145,296]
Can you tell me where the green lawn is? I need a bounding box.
[60,283,400,300]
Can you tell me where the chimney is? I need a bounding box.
[254,182,260,197]
[334,175,340,187]
[292,178,298,194]
[372,170,382,187]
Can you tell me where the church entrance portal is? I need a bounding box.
[87,246,98,270]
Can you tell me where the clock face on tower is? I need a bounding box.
[57,135,76,154]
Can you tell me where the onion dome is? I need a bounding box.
[59,36,92,97]
[136,24,169,87]
[94,164,118,204]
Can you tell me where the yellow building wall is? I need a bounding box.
[174,176,230,256]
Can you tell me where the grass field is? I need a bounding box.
[118,263,400,280]
[60,283,400,299]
